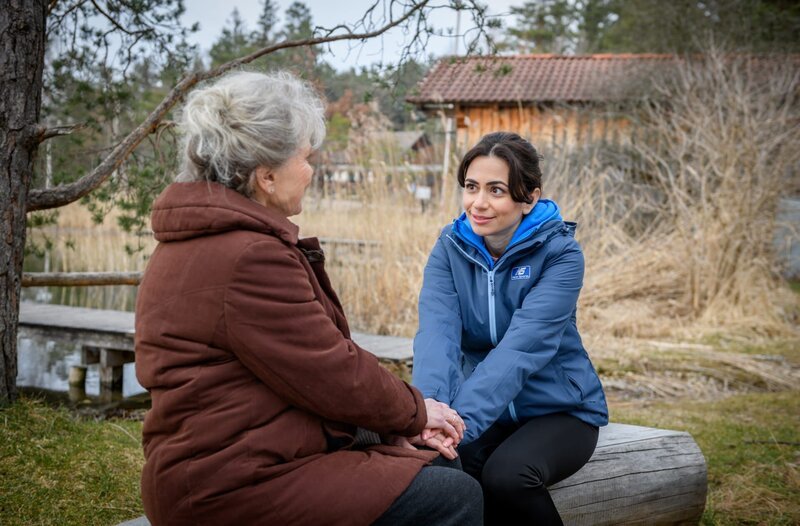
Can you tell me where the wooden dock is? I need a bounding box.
[19,302,136,351]
[17,302,414,398]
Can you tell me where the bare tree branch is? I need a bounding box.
[90,0,148,37]
[46,0,89,38]
[34,123,87,143]
[27,0,432,212]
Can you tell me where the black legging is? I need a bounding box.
[458,412,599,526]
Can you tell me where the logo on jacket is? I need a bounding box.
[511,266,531,280]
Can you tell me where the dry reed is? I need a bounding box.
[257,51,800,344]
[545,51,800,339]
[25,203,154,311]
[585,334,800,400]
[296,165,452,336]
[300,52,800,340]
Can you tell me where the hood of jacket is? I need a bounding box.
[150,181,299,245]
[452,198,562,268]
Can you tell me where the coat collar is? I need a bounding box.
[151,181,299,245]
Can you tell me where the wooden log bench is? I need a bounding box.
[115,423,706,525]
[16,302,707,524]
[550,423,706,524]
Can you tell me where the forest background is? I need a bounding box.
[2,1,800,525]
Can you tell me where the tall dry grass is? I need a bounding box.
[24,203,154,311]
[28,51,798,343]
[296,167,452,336]
[555,51,800,338]
[299,51,799,341]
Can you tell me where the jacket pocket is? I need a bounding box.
[566,374,585,401]
[556,362,582,404]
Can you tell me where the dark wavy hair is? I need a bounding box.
[456,132,543,204]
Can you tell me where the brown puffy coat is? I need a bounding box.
[135,182,436,525]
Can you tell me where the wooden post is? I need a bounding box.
[68,383,88,403]
[439,109,454,209]
[99,365,123,390]
[99,356,124,405]
[99,349,127,391]
[82,346,100,365]
[68,366,87,388]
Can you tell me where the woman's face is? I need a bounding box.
[257,144,314,217]
[462,155,537,244]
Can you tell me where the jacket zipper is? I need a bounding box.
[446,235,497,346]
[494,264,518,423]
[446,234,540,426]
[446,235,489,272]
[499,266,517,424]
[488,271,497,346]
[447,225,561,424]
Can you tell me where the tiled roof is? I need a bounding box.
[407,54,678,104]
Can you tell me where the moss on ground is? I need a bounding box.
[613,391,800,525]
[0,397,144,526]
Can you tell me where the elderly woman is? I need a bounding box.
[413,132,609,525]
[135,71,482,526]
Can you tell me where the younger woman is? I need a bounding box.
[413,132,609,525]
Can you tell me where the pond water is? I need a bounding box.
[16,330,148,405]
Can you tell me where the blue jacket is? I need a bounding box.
[412,199,608,444]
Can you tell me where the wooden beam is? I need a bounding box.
[22,272,143,287]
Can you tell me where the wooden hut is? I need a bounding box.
[407,54,676,152]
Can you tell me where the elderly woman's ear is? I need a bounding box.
[254,166,275,195]
[250,166,275,207]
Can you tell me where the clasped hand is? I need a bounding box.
[386,399,465,460]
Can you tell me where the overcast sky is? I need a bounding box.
[182,0,517,71]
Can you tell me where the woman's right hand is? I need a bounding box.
[423,398,465,445]
[408,432,459,460]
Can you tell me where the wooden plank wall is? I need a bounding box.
[456,104,632,153]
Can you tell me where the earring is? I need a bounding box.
[268,187,275,194]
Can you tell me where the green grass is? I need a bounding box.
[613,391,800,525]
[2,388,798,525]
[0,397,143,526]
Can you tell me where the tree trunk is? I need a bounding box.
[0,0,47,403]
